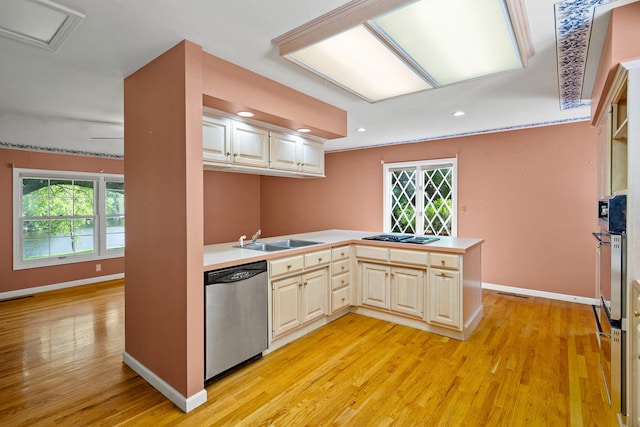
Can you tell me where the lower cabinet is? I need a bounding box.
[360,262,424,319]
[427,268,461,330]
[272,268,328,338]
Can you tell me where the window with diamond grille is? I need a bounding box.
[384,159,456,237]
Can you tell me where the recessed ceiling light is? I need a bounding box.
[0,0,84,51]
[452,111,465,117]
[236,111,255,117]
[297,128,311,133]
[357,127,367,132]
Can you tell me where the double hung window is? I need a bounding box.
[14,168,124,269]
[383,158,457,236]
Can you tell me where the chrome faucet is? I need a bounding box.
[251,229,261,244]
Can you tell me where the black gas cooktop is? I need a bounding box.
[362,234,439,245]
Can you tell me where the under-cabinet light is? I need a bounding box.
[236,111,255,118]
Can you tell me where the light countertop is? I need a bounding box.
[203,229,483,271]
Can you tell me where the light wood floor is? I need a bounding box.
[0,280,613,426]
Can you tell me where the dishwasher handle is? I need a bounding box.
[205,261,267,285]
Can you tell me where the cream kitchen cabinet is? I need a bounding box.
[360,261,424,319]
[271,268,328,338]
[203,111,326,177]
[361,262,390,310]
[230,121,269,168]
[269,249,330,339]
[330,246,351,313]
[427,268,461,330]
[202,114,269,168]
[270,131,325,175]
[354,243,482,340]
[202,115,231,163]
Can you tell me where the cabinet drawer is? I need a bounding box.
[332,287,350,312]
[305,249,332,269]
[332,245,351,261]
[332,259,350,276]
[390,248,429,266]
[269,255,304,278]
[331,271,350,290]
[430,253,460,270]
[356,245,389,262]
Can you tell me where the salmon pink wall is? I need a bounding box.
[261,121,598,298]
[203,171,261,245]
[124,40,204,399]
[0,148,124,294]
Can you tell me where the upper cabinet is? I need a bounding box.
[270,131,324,175]
[202,110,325,178]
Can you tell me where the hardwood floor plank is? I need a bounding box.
[0,281,612,426]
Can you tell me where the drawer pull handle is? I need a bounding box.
[439,272,451,278]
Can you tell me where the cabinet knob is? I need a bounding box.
[318,257,323,262]
[234,153,239,157]
[341,297,346,302]
[341,280,345,285]
[225,152,230,156]
[287,264,292,270]
[634,310,640,318]
[441,260,445,265]
[341,266,345,271]
[341,252,345,257]
[303,281,308,286]
[298,282,303,287]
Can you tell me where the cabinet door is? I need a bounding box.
[391,266,424,318]
[231,122,269,168]
[361,262,390,309]
[272,276,302,338]
[302,268,327,323]
[427,269,461,330]
[300,139,324,175]
[202,115,231,163]
[270,131,300,171]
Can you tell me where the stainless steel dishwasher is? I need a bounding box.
[204,260,268,383]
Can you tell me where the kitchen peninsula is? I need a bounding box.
[204,229,484,349]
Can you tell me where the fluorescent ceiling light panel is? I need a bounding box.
[274,0,532,103]
[372,0,522,85]
[288,25,432,102]
[0,0,84,50]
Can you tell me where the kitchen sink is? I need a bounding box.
[236,239,322,252]
[268,239,321,248]
[239,243,288,252]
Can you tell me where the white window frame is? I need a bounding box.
[383,158,458,236]
[13,168,124,270]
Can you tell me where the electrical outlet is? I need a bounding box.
[96,264,102,272]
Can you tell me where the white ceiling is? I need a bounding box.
[0,0,637,158]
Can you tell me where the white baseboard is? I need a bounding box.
[122,352,207,413]
[0,273,125,300]
[482,282,599,305]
